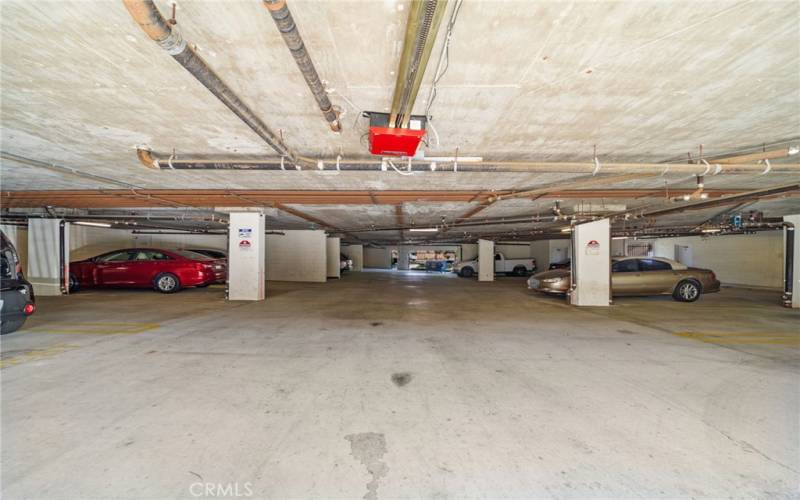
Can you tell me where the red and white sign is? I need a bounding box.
[585,239,600,255]
[239,240,251,250]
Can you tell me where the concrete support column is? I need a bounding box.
[397,245,411,271]
[326,237,341,279]
[228,212,265,301]
[342,244,363,271]
[570,219,610,307]
[784,214,799,308]
[478,239,494,281]
[27,219,69,296]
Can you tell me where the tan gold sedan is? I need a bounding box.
[527,257,721,302]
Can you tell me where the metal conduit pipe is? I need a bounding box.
[133,149,800,174]
[263,0,341,132]
[122,0,310,168]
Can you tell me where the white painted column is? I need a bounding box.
[784,215,799,308]
[326,237,341,279]
[228,212,265,301]
[397,245,411,271]
[478,239,494,282]
[27,219,69,296]
[342,244,363,271]
[570,219,610,307]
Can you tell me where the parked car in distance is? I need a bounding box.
[1,229,35,334]
[185,248,227,260]
[527,256,720,302]
[454,252,536,277]
[340,253,353,271]
[548,259,571,270]
[69,248,226,294]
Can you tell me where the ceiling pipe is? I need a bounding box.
[712,146,799,164]
[122,0,310,168]
[389,0,449,128]
[133,149,800,174]
[635,183,800,218]
[262,0,341,132]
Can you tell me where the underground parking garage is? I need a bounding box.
[1,0,799,498]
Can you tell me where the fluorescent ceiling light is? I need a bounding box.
[560,227,573,233]
[612,236,628,240]
[701,228,721,233]
[409,227,438,232]
[73,221,112,228]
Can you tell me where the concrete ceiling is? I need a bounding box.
[1,0,799,240]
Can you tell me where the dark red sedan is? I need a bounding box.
[69,248,226,293]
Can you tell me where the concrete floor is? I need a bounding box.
[2,270,798,499]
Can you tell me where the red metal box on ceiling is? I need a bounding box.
[365,112,427,157]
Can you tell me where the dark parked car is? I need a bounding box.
[548,259,571,270]
[1,229,35,334]
[185,248,227,260]
[69,248,226,294]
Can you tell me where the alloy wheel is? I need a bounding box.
[158,275,176,292]
[679,282,699,301]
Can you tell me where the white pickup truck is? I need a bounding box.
[453,252,537,277]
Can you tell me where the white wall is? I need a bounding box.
[461,243,478,261]
[1,225,28,272]
[27,219,69,296]
[651,231,784,289]
[495,243,532,259]
[611,238,625,256]
[530,239,570,271]
[69,225,226,261]
[341,244,363,271]
[326,237,341,279]
[364,247,392,269]
[265,230,326,283]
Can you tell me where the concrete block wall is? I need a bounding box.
[651,231,783,288]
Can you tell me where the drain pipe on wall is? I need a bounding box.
[122,0,310,168]
[263,0,341,132]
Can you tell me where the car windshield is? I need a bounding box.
[172,250,213,260]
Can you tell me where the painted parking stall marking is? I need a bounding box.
[25,321,160,335]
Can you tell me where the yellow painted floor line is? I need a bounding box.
[26,322,160,335]
[0,343,79,368]
[675,331,800,346]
